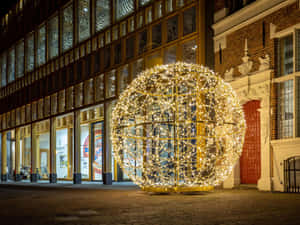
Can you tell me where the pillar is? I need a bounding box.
[104,102,112,185]
[49,117,57,183]
[31,124,39,182]
[73,110,81,184]
[15,128,21,181]
[257,103,272,191]
[1,132,7,181]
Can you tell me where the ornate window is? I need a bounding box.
[37,25,46,66]
[115,0,134,21]
[16,40,24,78]
[78,0,90,42]
[7,47,15,83]
[48,16,59,59]
[95,0,110,32]
[62,4,73,52]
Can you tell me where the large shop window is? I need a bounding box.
[56,128,72,179]
[277,80,293,139]
[25,33,35,72]
[48,16,59,59]
[62,4,74,52]
[78,0,90,42]
[96,0,110,32]
[115,0,134,21]
[16,40,24,78]
[37,25,46,67]
[1,52,7,87]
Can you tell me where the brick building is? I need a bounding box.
[214,0,300,192]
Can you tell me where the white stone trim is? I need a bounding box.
[214,35,227,53]
[223,70,272,191]
[214,8,228,23]
[213,0,296,40]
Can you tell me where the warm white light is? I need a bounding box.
[111,62,246,192]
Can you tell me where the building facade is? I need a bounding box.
[0,0,213,184]
[214,0,300,192]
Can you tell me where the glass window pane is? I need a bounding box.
[183,7,196,36]
[119,65,129,93]
[132,58,144,79]
[93,122,104,180]
[26,33,34,72]
[115,0,134,21]
[114,42,122,65]
[164,45,176,64]
[278,80,294,139]
[138,30,147,54]
[106,70,116,98]
[146,51,162,68]
[8,48,15,83]
[37,25,46,66]
[155,1,162,19]
[182,39,197,63]
[96,0,110,32]
[38,132,50,179]
[152,23,161,48]
[16,40,24,78]
[62,5,73,52]
[80,124,90,179]
[78,0,90,42]
[104,46,111,69]
[126,36,135,60]
[167,16,178,42]
[48,16,59,59]
[1,52,7,87]
[166,0,173,13]
[56,128,70,179]
[281,35,293,76]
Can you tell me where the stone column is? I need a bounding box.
[1,132,7,181]
[31,124,39,182]
[15,128,21,181]
[49,117,57,183]
[104,102,112,185]
[257,101,272,191]
[73,110,81,184]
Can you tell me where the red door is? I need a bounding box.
[240,100,261,184]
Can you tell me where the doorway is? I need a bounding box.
[240,100,261,184]
[91,122,104,181]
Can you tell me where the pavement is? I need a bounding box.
[0,182,299,225]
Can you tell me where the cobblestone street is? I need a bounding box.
[0,184,299,225]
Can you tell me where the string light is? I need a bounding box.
[111,62,246,193]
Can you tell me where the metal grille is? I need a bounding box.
[284,157,300,193]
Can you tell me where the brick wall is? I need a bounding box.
[214,2,300,140]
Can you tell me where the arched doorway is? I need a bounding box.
[240,100,261,184]
[284,157,300,192]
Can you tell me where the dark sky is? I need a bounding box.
[0,0,19,18]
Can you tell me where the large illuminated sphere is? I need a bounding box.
[111,62,245,192]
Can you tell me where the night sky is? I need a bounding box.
[0,0,19,18]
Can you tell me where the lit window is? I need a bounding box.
[166,0,173,13]
[139,0,152,7]
[16,40,24,78]
[115,0,134,21]
[0,52,7,86]
[164,45,176,64]
[48,16,59,59]
[62,5,73,52]
[277,35,293,76]
[37,25,46,66]
[7,47,15,83]
[25,33,34,72]
[78,0,90,42]
[106,70,116,98]
[277,80,294,139]
[182,39,197,63]
[95,0,110,32]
